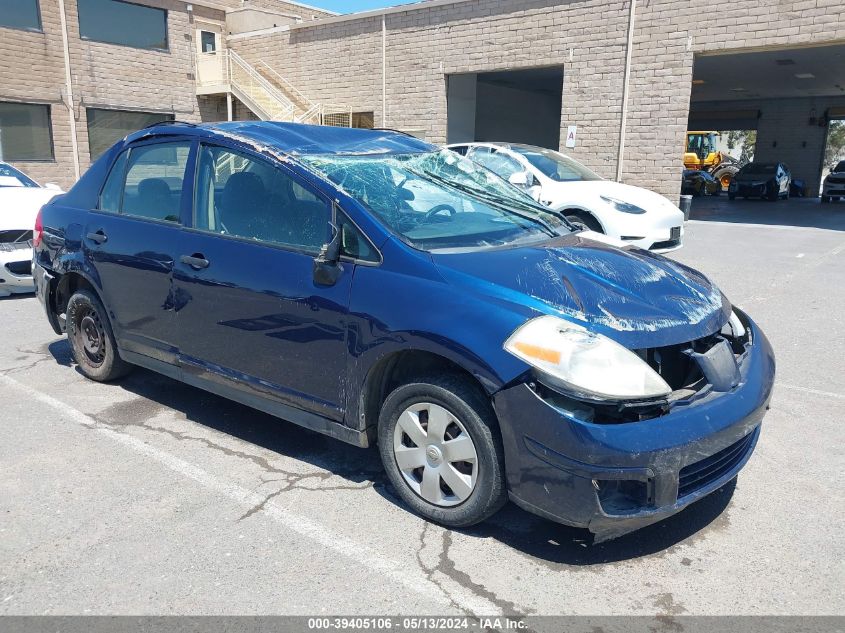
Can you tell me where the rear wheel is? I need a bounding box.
[378,375,507,527]
[821,196,830,203]
[67,289,133,382]
[728,193,736,201]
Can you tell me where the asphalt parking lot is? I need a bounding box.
[1,196,843,617]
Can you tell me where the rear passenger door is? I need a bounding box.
[173,142,354,422]
[86,138,194,365]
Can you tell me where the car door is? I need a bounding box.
[173,141,354,422]
[84,138,194,364]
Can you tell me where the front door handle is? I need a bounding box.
[180,254,210,270]
[86,230,108,244]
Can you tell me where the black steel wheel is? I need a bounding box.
[67,289,133,382]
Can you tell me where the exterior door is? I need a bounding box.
[84,139,193,364]
[195,26,224,87]
[173,142,353,421]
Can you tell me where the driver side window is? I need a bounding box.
[194,144,330,253]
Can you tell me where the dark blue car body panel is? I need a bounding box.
[34,122,775,539]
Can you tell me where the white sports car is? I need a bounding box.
[447,142,685,253]
[0,163,63,297]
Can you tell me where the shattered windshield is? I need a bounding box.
[302,150,569,251]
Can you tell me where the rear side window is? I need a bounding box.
[194,144,330,253]
[99,150,128,212]
[120,142,190,223]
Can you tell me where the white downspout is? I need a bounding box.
[616,0,636,182]
[58,0,80,181]
[382,14,387,127]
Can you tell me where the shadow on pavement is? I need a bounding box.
[690,195,845,231]
[47,338,738,566]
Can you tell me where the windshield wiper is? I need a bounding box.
[417,170,559,237]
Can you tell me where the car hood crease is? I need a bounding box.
[432,234,730,349]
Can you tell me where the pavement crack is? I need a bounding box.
[414,523,529,618]
[238,485,291,521]
[92,404,378,497]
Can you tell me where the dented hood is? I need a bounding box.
[432,233,730,349]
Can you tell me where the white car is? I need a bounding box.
[0,163,63,297]
[821,159,845,203]
[447,142,685,252]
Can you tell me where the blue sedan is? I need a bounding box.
[33,122,775,542]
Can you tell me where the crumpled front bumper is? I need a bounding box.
[492,316,775,542]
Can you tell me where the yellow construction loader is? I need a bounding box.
[684,131,739,191]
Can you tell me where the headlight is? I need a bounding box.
[504,315,671,401]
[599,195,646,214]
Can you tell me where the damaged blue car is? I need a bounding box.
[33,122,775,541]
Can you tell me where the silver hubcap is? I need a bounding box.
[393,402,478,507]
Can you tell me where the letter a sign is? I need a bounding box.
[566,125,577,148]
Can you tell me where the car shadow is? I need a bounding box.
[0,293,36,301]
[690,195,845,231]
[47,338,738,566]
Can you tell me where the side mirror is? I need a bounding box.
[313,222,343,286]
[508,171,531,188]
[44,183,62,191]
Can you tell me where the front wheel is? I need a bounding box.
[378,375,507,527]
[565,212,603,233]
[67,289,133,382]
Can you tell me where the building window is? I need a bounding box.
[352,112,375,129]
[0,102,53,161]
[200,31,216,53]
[0,0,41,31]
[86,108,174,160]
[77,0,168,51]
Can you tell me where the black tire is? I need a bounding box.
[66,289,133,382]
[565,212,603,233]
[377,374,507,528]
[821,196,829,203]
[767,187,779,202]
[728,193,736,201]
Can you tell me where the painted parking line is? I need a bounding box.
[0,373,504,617]
[778,383,845,401]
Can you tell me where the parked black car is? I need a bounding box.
[728,162,791,201]
[681,169,721,196]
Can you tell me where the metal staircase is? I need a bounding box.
[195,50,352,126]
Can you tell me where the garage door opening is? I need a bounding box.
[688,44,845,196]
[447,67,563,149]
[822,117,845,187]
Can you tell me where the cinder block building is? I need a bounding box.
[2,0,843,198]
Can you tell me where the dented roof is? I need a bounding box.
[168,121,437,157]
